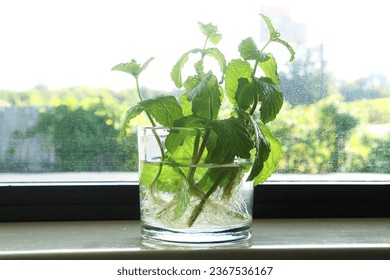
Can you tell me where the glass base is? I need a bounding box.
[141,223,252,244]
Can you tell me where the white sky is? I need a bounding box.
[0,0,389,91]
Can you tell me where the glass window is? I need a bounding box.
[0,0,389,186]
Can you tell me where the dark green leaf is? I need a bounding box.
[112,57,155,78]
[119,104,143,137]
[253,77,284,123]
[210,118,253,159]
[140,96,183,127]
[254,123,282,185]
[235,78,255,111]
[198,22,222,45]
[225,59,253,105]
[188,73,222,120]
[173,115,208,128]
[239,38,269,62]
[246,116,270,181]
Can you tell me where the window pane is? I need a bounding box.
[0,0,389,184]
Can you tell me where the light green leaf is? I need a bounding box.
[194,60,205,78]
[274,38,295,62]
[139,161,160,187]
[260,14,295,62]
[140,96,183,127]
[112,57,155,78]
[165,116,207,154]
[254,123,283,185]
[154,164,185,192]
[179,93,192,116]
[225,59,253,105]
[141,57,155,71]
[246,116,270,181]
[119,104,143,137]
[260,14,278,41]
[259,53,280,85]
[253,77,284,123]
[188,73,222,120]
[198,22,222,45]
[239,38,269,62]
[183,76,200,94]
[171,49,202,88]
[203,48,226,78]
[173,175,190,219]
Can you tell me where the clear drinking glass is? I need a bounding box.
[138,126,254,243]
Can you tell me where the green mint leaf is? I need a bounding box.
[239,37,269,62]
[183,76,200,93]
[203,48,226,79]
[198,22,222,45]
[246,116,270,181]
[111,57,155,78]
[179,93,192,116]
[165,116,208,154]
[259,53,280,85]
[225,59,253,106]
[141,57,155,71]
[173,173,190,219]
[253,77,284,123]
[260,14,295,62]
[253,123,282,185]
[173,115,209,128]
[166,133,199,163]
[194,60,205,78]
[235,78,255,111]
[140,96,183,127]
[139,161,159,187]
[188,73,222,120]
[119,104,143,138]
[274,38,295,62]
[210,118,253,159]
[260,14,277,40]
[171,49,202,88]
[147,164,186,192]
[204,129,227,164]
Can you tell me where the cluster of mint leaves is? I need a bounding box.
[112,14,294,226]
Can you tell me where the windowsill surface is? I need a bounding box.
[1,218,389,259]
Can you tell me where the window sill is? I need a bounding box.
[1,218,389,260]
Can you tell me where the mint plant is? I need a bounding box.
[112,14,295,227]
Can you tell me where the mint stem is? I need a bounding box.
[187,128,211,196]
[135,77,165,190]
[187,170,229,227]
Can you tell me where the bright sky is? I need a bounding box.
[0,0,389,91]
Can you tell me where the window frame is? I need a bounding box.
[1,182,389,222]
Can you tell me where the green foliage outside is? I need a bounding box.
[1,86,388,174]
[272,96,390,173]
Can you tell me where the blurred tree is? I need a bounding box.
[317,104,359,172]
[28,105,137,171]
[340,74,389,102]
[279,45,329,106]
